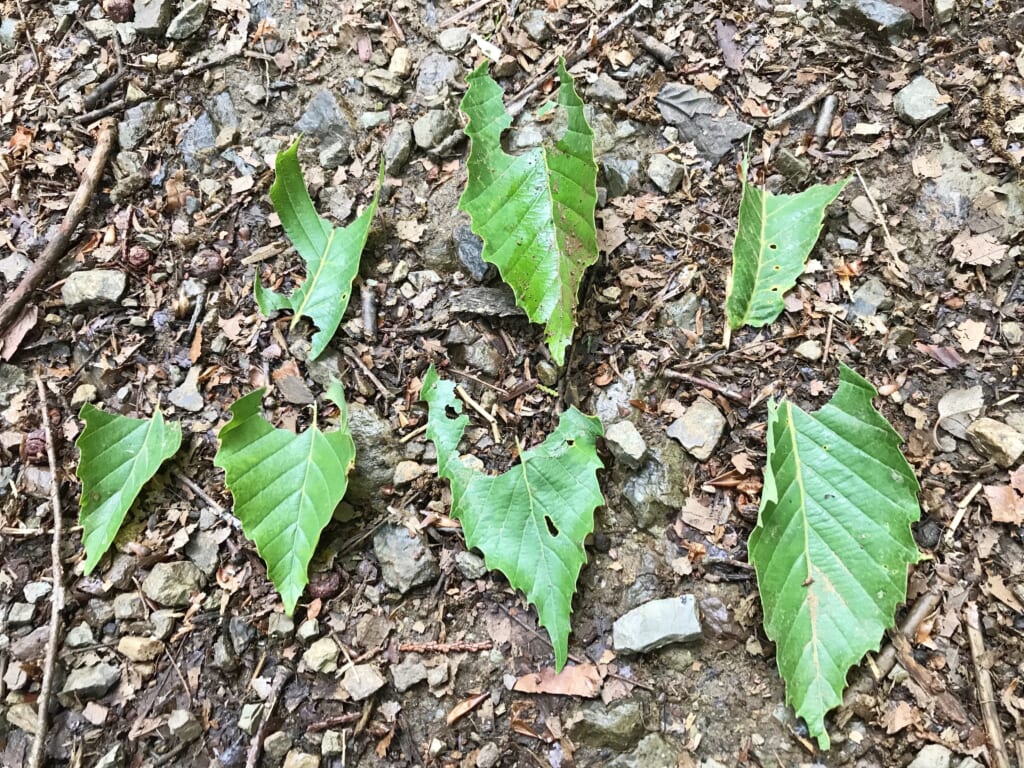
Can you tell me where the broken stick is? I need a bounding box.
[966,602,1012,768]
[29,372,66,768]
[0,119,118,338]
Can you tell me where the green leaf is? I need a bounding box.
[257,138,382,360]
[725,162,848,329]
[76,405,182,574]
[748,364,921,749]
[459,59,599,366]
[421,365,604,670]
[214,382,355,614]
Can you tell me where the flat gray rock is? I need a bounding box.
[613,595,702,654]
[62,269,126,308]
[835,0,913,43]
[141,561,204,606]
[894,76,950,126]
[605,420,647,469]
[373,525,439,593]
[666,397,726,461]
[58,662,121,704]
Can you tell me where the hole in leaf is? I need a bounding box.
[773,265,781,271]
[769,243,778,250]
[544,515,560,537]
[445,405,459,419]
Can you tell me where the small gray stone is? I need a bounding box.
[667,398,726,461]
[342,663,386,701]
[835,0,913,43]
[391,654,428,692]
[113,592,146,620]
[567,700,644,751]
[521,9,550,42]
[0,253,31,282]
[118,101,157,150]
[303,637,340,673]
[283,752,319,768]
[359,110,391,130]
[934,0,956,23]
[438,26,470,52]
[319,140,350,170]
[608,733,678,768]
[794,339,823,361]
[93,745,125,768]
[389,47,412,76]
[296,618,319,642]
[229,616,255,653]
[169,367,204,412]
[238,703,263,734]
[601,155,640,198]
[295,90,354,148]
[850,275,892,317]
[605,421,647,469]
[647,154,684,194]
[588,74,628,105]
[383,121,413,175]
[613,595,702,654]
[167,709,202,742]
[374,525,440,593]
[413,109,457,149]
[66,623,96,648]
[150,610,177,640]
[415,53,462,105]
[179,112,217,165]
[62,269,127,308]
[476,742,500,768]
[322,730,344,756]
[454,224,492,282]
[133,0,172,35]
[894,76,950,126]
[117,635,163,662]
[347,403,401,512]
[58,662,121,704]
[393,460,427,485]
[166,0,208,39]
[0,17,22,50]
[11,626,49,660]
[455,551,488,580]
[141,561,204,607]
[967,418,1024,468]
[8,602,35,626]
[71,384,97,407]
[263,731,293,763]
[364,68,404,98]
[268,613,294,639]
[23,581,52,604]
[185,530,220,576]
[907,744,953,768]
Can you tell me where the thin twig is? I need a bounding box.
[441,0,490,27]
[29,372,65,768]
[172,471,240,529]
[342,347,394,400]
[839,591,941,716]
[966,602,1012,768]
[662,370,748,405]
[398,640,493,653]
[508,0,646,117]
[0,119,117,338]
[245,666,294,768]
[854,168,910,281]
[455,384,501,442]
[766,82,835,129]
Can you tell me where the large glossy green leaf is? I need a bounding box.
[725,163,848,329]
[459,59,598,366]
[76,405,182,574]
[214,382,355,614]
[421,365,604,670]
[257,138,382,360]
[748,365,921,749]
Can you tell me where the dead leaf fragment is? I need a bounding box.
[950,230,1008,266]
[953,318,986,353]
[936,386,985,439]
[512,663,603,698]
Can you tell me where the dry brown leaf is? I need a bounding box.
[446,691,488,725]
[953,318,986,353]
[950,229,1007,266]
[983,466,1024,524]
[513,663,603,697]
[680,497,718,534]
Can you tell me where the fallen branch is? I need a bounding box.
[766,81,835,130]
[29,371,66,768]
[244,665,293,768]
[0,119,117,338]
[398,640,493,654]
[966,602,1012,768]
